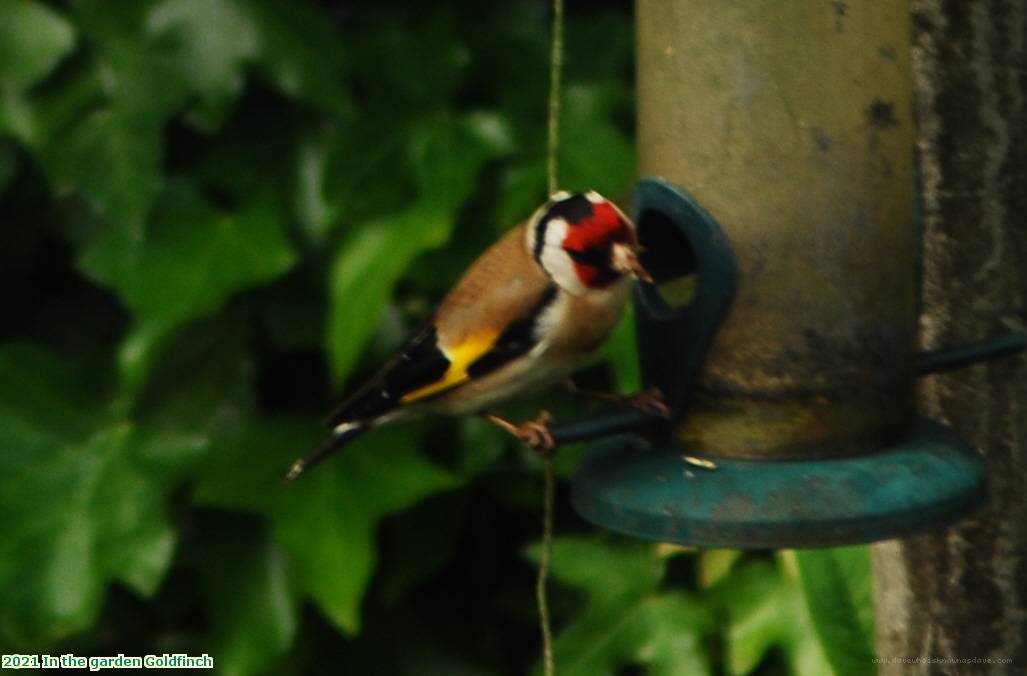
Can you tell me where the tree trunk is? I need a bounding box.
[872,1,1027,674]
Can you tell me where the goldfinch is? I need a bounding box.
[286,190,653,481]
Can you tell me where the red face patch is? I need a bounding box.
[561,201,635,288]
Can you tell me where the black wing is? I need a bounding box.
[325,283,558,427]
[324,323,450,427]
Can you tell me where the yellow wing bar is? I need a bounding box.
[400,331,499,403]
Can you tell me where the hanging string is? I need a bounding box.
[546,0,564,196]
[537,457,556,676]
[538,2,564,675]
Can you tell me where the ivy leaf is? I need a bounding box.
[0,0,76,139]
[71,0,190,120]
[698,548,744,589]
[146,0,259,129]
[82,181,296,332]
[294,125,341,246]
[320,120,413,233]
[193,418,459,634]
[559,83,634,198]
[349,15,468,115]
[246,0,350,115]
[714,556,835,676]
[40,107,163,242]
[197,514,298,676]
[133,316,257,436]
[494,158,547,234]
[375,493,468,606]
[145,0,347,128]
[492,81,633,227]
[27,1,187,249]
[531,538,713,676]
[79,181,297,394]
[0,0,76,92]
[0,347,204,647]
[714,560,783,675]
[327,211,440,384]
[794,547,876,676]
[326,113,506,382]
[778,552,841,676]
[407,111,514,214]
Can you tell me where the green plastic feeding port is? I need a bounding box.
[568,178,990,549]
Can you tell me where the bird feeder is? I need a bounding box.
[568,178,1010,547]
[554,1,1024,548]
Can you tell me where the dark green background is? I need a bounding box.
[0,1,874,674]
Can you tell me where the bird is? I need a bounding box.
[285,190,657,481]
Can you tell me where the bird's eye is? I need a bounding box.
[566,247,609,267]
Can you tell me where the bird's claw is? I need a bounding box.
[623,387,670,417]
[515,410,556,457]
[483,410,556,457]
[562,380,670,418]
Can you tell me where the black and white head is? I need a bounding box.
[526,191,651,295]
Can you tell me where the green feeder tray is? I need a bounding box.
[572,418,986,548]
[557,178,1014,549]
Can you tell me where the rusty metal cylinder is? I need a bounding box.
[637,0,917,458]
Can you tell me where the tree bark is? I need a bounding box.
[872,1,1027,674]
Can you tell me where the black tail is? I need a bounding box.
[284,424,367,482]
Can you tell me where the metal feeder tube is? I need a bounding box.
[638,0,918,459]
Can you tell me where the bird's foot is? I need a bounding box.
[562,380,670,418]
[483,410,556,457]
[622,386,670,417]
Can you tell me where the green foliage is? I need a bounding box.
[195,419,458,635]
[525,541,873,676]
[197,514,299,676]
[0,0,75,93]
[0,0,875,673]
[713,553,839,676]
[0,347,201,646]
[326,113,510,382]
[536,539,712,676]
[794,548,876,676]
[84,180,297,394]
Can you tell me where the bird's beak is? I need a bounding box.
[611,242,654,283]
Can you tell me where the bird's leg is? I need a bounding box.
[483,410,556,457]
[561,380,671,418]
